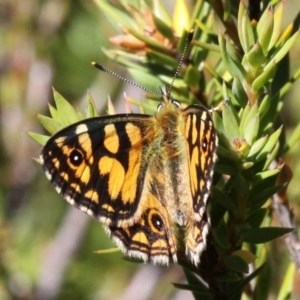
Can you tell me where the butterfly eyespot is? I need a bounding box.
[202,137,208,152]
[151,213,164,231]
[69,149,84,166]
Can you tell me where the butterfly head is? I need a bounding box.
[157,86,181,114]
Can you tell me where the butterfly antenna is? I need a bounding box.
[167,29,194,97]
[92,62,160,98]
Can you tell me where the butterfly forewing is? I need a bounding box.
[183,105,217,217]
[41,114,157,226]
[182,105,218,264]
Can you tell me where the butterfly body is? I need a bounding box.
[41,92,217,266]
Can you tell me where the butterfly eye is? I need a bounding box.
[157,103,163,112]
[171,100,181,108]
[151,213,164,232]
[69,149,84,166]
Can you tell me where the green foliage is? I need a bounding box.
[26,0,300,299]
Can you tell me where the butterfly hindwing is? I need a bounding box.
[106,193,177,265]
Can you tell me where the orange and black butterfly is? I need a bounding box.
[40,84,218,266]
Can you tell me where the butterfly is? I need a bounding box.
[40,86,218,266]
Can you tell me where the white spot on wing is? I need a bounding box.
[128,250,148,263]
[79,205,88,213]
[44,170,52,180]
[55,186,61,194]
[75,124,89,134]
[199,206,206,217]
[151,255,172,266]
[39,154,44,164]
[201,223,209,246]
[86,208,95,216]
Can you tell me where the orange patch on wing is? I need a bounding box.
[85,189,99,204]
[185,115,191,139]
[74,163,90,184]
[121,148,141,203]
[126,123,142,145]
[191,116,198,145]
[78,132,93,164]
[71,182,81,193]
[104,124,119,154]
[108,159,125,199]
[52,157,60,169]
[190,146,199,195]
[61,171,69,182]
[133,231,149,245]
[54,136,67,146]
[99,156,113,175]
[152,240,167,250]
[102,203,115,212]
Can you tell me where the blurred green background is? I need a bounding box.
[0,0,300,299]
